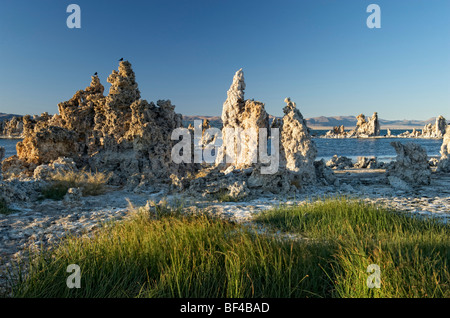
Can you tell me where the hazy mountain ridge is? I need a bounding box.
[183,115,439,130]
[0,113,22,121]
[0,112,440,130]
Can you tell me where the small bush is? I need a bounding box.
[213,189,240,202]
[40,169,112,200]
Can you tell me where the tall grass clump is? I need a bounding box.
[255,196,450,298]
[40,169,112,200]
[11,205,333,298]
[10,196,449,298]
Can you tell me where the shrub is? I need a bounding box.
[40,169,112,200]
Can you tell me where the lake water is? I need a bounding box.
[0,138,21,158]
[311,130,442,162]
[0,131,443,164]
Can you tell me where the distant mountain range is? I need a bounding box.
[0,112,441,130]
[183,115,440,130]
[0,112,21,121]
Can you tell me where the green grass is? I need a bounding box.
[40,169,112,200]
[9,197,449,298]
[213,189,241,202]
[255,196,450,298]
[10,205,332,298]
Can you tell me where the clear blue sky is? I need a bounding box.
[0,0,449,120]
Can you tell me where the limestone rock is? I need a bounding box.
[0,178,47,204]
[326,155,353,170]
[324,112,380,138]
[387,176,412,192]
[353,112,380,137]
[63,187,83,204]
[0,116,23,137]
[216,69,269,169]
[279,97,317,185]
[353,156,383,169]
[0,147,4,181]
[33,157,77,180]
[437,126,450,172]
[2,61,194,189]
[387,141,431,186]
[314,159,337,186]
[421,116,447,138]
[247,164,293,193]
[17,126,78,165]
[325,125,346,138]
[228,181,250,200]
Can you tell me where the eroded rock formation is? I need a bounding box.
[387,141,431,189]
[0,147,4,181]
[326,155,353,170]
[325,112,380,138]
[0,116,23,138]
[421,116,447,138]
[2,61,193,189]
[437,126,450,172]
[353,156,384,169]
[353,112,380,137]
[246,97,318,193]
[280,98,317,182]
[215,69,269,170]
[188,70,319,198]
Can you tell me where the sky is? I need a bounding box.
[0,0,449,120]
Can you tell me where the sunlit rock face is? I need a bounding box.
[215,68,269,170]
[279,97,317,185]
[438,126,450,172]
[0,116,23,137]
[421,116,447,138]
[353,112,380,137]
[387,141,431,188]
[325,112,380,138]
[2,61,193,187]
[0,147,4,181]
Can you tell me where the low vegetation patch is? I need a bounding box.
[255,196,450,298]
[40,169,112,200]
[0,197,14,215]
[10,197,449,298]
[213,189,241,202]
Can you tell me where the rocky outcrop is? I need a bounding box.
[314,159,337,186]
[245,98,318,193]
[326,155,353,170]
[2,61,194,190]
[394,116,447,139]
[188,70,319,198]
[349,112,380,137]
[324,125,346,138]
[215,69,269,170]
[0,116,23,138]
[353,156,384,169]
[0,147,4,181]
[421,116,447,138]
[387,141,431,189]
[437,126,450,172]
[324,112,380,138]
[33,157,77,180]
[279,98,317,183]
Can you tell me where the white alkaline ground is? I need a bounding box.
[1,169,450,295]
